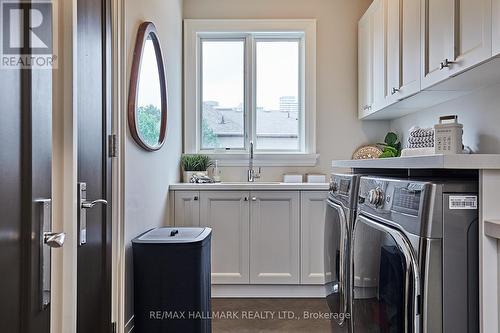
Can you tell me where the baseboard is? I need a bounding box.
[125,316,134,333]
[211,285,326,298]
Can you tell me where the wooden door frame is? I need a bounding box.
[51,0,121,332]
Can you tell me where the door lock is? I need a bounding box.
[78,182,108,246]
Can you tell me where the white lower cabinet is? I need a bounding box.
[300,191,328,284]
[172,189,328,289]
[200,191,250,284]
[174,191,200,226]
[249,191,300,284]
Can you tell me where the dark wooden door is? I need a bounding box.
[76,0,112,332]
[0,5,52,333]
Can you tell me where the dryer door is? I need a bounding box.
[324,199,350,328]
[352,215,421,333]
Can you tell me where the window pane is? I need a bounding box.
[256,40,300,151]
[201,40,245,149]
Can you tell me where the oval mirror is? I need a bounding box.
[128,22,167,151]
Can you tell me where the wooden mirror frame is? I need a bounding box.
[128,22,168,151]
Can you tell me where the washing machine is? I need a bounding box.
[351,176,479,333]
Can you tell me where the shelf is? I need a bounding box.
[485,220,500,240]
[332,154,500,170]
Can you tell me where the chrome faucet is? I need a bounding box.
[247,141,261,182]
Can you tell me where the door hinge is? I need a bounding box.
[108,134,118,158]
[111,322,116,333]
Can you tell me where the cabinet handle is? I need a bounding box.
[243,197,248,201]
[391,87,400,95]
[440,58,455,70]
[193,196,199,201]
[251,197,257,201]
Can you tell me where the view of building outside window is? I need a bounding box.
[201,38,301,151]
[201,40,245,149]
[256,40,300,150]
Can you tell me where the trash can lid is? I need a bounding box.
[132,227,212,244]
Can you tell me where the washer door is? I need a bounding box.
[324,199,349,327]
[352,215,421,333]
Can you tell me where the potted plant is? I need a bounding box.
[378,132,402,158]
[181,154,213,182]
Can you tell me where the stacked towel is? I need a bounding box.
[407,127,434,149]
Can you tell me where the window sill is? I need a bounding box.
[202,153,319,167]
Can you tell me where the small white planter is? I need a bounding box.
[183,171,208,183]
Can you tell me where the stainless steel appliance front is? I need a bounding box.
[324,173,361,332]
[351,176,479,333]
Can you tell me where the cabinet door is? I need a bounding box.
[453,0,492,71]
[200,191,250,284]
[250,191,300,284]
[358,10,373,117]
[300,191,328,285]
[494,0,500,55]
[371,0,387,110]
[422,0,492,88]
[387,0,421,101]
[174,191,200,226]
[422,0,456,88]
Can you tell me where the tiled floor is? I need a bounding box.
[211,298,335,333]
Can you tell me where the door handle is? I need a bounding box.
[37,199,64,309]
[44,232,66,248]
[78,182,107,246]
[81,199,108,209]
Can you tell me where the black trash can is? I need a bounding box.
[132,227,212,333]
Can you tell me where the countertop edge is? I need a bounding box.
[169,183,330,191]
[331,154,500,170]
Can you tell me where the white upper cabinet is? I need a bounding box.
[250,191,300,284]
[493,0,500,55]
[300,191,328,285]
[200,191,250,284]
[422,0,492,89]
[358,0,386,118]
[174,191,200,227]
[371,0,388,111]
[358,10,373,117]
[387,0,421,101]
[359,0,496,119]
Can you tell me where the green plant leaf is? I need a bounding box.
[384,146,398,154]
[379,150,396,158]
[384,132,398,146]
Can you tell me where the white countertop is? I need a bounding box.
[332,154,500,170]
[170,182,329,191]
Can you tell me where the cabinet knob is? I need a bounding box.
[391,87,400,95]
[193,196,199,201]
[244,197,248,201]
[251,197,257,201]
[440,58,455,70]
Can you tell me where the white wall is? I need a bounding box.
[183,0,390,181]
[390,84,500,153]
[123,0,183,325]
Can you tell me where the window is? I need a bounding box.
[201,39,245,150]
[185,20,317,166]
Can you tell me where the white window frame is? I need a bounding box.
[184,19,317,166]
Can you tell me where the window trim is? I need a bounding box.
[184,19,317,166]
